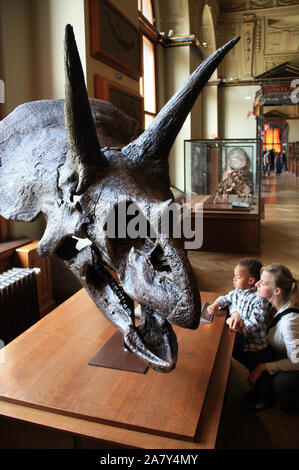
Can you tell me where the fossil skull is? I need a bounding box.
[0,26,239,372]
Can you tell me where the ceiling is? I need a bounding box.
[219,0,299,13]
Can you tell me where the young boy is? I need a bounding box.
[207,258,274,371]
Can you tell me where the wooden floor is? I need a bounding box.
[188,171,299,449]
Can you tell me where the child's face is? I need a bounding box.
[256,270,274,300]
[233,264,255,290]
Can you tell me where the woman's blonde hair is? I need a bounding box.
[262,264,299,306]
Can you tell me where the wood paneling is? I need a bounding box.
[0,216,9,242]
[201,214,261,253]
[14,241,55,316]
[0,238,31,273]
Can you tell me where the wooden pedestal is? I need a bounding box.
[0,239,55,318]
[0,289,235,449]
[201,212,261,254]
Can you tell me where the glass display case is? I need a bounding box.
[184,139,262,215]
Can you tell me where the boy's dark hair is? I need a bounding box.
[238,258,263,282]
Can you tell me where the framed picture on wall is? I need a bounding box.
[94,74,144,128]
[89,0,142,81]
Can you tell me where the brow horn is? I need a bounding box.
[64,24,107,191]
[122,37,240,164]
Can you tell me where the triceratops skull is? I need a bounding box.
[0,26,239,372]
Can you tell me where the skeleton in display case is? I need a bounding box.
[213,169,252,204]
[213,147,253,206]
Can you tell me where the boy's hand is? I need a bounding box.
[207,301,220,316]
[226,311,243,332]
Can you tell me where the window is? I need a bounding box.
[263,127,281,153]
[140,35,156,128]
[138,0,157,129]
[138,0,154,25]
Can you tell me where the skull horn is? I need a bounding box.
[122,36,240,164]
[64,24,107,193]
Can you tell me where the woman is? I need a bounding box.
[248,264,299,413]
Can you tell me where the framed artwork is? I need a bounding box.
[89,0,142,81]
[94,74,144,128]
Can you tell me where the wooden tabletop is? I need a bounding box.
[0,289,234,449]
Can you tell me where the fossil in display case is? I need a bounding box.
[184,139,260,213]
[213,169,253,205]
[214,147,253,205]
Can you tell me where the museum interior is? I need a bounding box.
[0,0,299,450]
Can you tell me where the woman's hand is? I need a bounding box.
[248,363,267,385]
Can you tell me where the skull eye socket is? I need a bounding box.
[104,200,156,261]
[150,245,171,273]
[55,236,80,260]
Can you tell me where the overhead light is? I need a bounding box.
[245,96,251,100]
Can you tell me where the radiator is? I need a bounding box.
[0,267,40,345]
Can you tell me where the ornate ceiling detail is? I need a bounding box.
[217,0,299,79]
[266,17,299,54]
[220,0,299,12]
